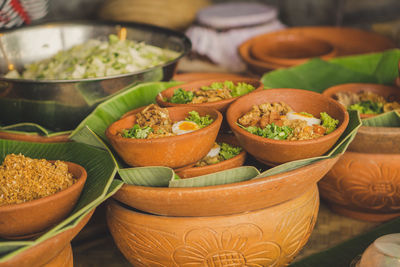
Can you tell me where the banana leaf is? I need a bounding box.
[262,49,400,92]
[0,135,122,262]
[362,110,400,127]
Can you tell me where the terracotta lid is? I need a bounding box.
[197,2,278,30]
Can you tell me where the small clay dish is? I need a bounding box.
[156,78,264,114]
[250,34,336,67]
[323,83,400,119]
[0,131,70,143]
[226,89,349,166]
[106,106,222,168]
[175,134,246,178]
[0,161,87,239]
[173,72,251,82]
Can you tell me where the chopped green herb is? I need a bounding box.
[169,88,194,104]
[185,111,214,128]
[219,142,242,160]
[320,112,339,134]
[299,112,313,117]
[238,123,293,140]
[121,124,153,139]
[348,100,383,115]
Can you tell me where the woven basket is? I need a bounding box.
[98,0,210,30]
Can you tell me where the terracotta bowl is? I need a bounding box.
[106,106,222,168]
[112,156,338,216]
[323,83,400,119]
[250,34,336,67]
[173,72,251,82]
[156,78,264,114]
[319,152,400,222]
[0,210,94,267]
[0,161,87,239]
[108,185,319,266]
[226,89,349,166]
[0,132,70,143]
[175,134,246,179]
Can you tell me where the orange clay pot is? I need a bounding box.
[0,161,87,239]
[172,72,251,82]
[0,132,70,143]
[112,156,338,216]
[250,34,336,67]
[319,152,400,222]
[226,89,349,166]
[108,185,319,267]
[0,209,94,267]
[106,106,222,168]
[175,134,246,178]
[156,78,263,114]
[239,27,395,74]
[322,83,400,119]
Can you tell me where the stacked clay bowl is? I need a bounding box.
[319,83,400,222]
[108,157,339,266]
[239,27,395,74]
[0,210,94,267]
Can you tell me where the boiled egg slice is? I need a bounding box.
[205,143,221,158]
[286,112,321,126]
[172,121,200,135]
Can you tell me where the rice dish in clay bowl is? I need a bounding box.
[105,104,222,168]
[156,78,263,113]
[226,88,349,166]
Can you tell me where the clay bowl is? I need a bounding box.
[250,34,336,67]
[112,155,338,216]
[0,209,94,267]
[319,152,400,222]
[0,161,87,239]
[226,89,349,166]
[156,78,264,114]
[108,185,319,266]
[323,83,400,119]
[106,106,222,168]
[175,134,246,178]
[173,72,251,82]
[0,132,70,143]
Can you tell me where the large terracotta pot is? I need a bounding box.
[0,209,94,267]
[107,185,319,267]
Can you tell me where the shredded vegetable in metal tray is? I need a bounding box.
[5,34,180,80]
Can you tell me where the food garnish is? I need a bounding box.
[0,154,76,206]
[185,111,214,128]
[195,142,242,167]
[169,81,256,104]
[237,102,339,141]
[5,34,179,80]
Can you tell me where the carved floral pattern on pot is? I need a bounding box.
[107,186,319,267]
[320,155,400,211]
[172,224,281,266]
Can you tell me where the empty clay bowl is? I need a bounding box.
[250,34,336,67]
[323,83,400,119]
[319,151,400,222]
[175,134,246,178]
[226,89,349,166]
[0,209,94,267]
[108,185,319,266]
[0,132,70,143]
[0,161,87,239]
[112,156,338,216]
[156,78,263,113]
[106,106,222,168]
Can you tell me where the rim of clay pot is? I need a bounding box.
[2,209,94,267]
[155,78,264,112]
[250,34,337,67]
[172,72,251,82]
[322,83,400,119]
[175,134,246,178]
[227,88,348,141]
[107,106,222,144]
[0,131,70,143]
[112,155,339,216]
[0,161,87,238]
